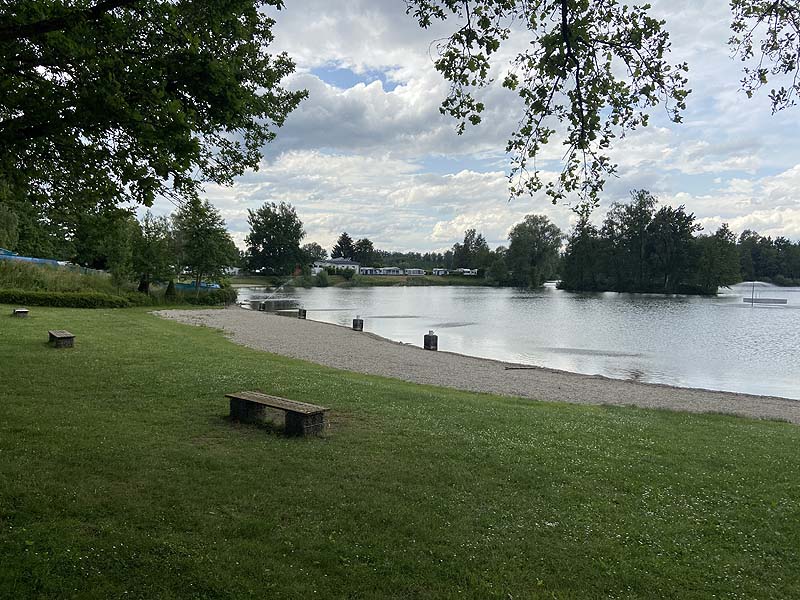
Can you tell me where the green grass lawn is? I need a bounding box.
[1,306,799,599]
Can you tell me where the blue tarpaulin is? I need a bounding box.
[0,251,61,267]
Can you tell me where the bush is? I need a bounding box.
[179,285,237,306]
[0,288,130,308]
[773,275,800,287]
[341,268,355,281]
[122,292,158,307]
[315,271,329,287]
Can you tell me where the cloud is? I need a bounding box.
[154,0,800,251]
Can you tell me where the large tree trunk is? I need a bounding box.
[138,275,150,294]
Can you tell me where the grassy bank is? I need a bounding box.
[1,262,236,307]
[0,260,117,294]
[2,306,799,599]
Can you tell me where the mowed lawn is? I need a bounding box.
[1,306,799,599]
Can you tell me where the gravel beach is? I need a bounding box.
[156,307,800,424]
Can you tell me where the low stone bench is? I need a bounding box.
[226,391,328,436]
[12,308,29,318]
[48,330,75,348]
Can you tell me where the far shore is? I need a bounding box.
[156,307,800,425]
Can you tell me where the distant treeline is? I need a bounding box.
[323,229,493,272]
[559,190,800,294]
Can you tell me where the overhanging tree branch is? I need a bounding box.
[0,0,140,42]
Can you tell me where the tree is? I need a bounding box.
[487,247,509,284]
[106,214,138,290]
[506,214,563,287]
[691,224,741,294]
[331,232,355,259]
[1,0,306,213]
[0,204,18,250]
[301,242,327,264]
[72,206,137,269]
[173,198,237,290]
[646,205,702,292]
[559,211,602,291]
[408,0,799,206]
[452,228,491,269]
[245,201,305,275]
[731,0,800,111]
[601,190,658,291]
[132,212,175,294]
[353,238,376,265]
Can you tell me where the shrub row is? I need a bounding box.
[1,283,239,309]
[179,286,238,306]
[0,288,130,308]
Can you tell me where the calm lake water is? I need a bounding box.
[236,282,800,400]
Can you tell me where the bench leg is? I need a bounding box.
[285,412,326,436]
[229,398,265,423]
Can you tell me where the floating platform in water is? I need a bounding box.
[743,297,788,305]
[246,299,298,311]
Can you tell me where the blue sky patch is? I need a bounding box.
[312,65,399,92]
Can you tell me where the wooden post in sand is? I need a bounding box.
[424,330,438,351]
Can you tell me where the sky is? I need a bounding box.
[149,0,800,253]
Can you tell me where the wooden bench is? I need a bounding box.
[48,329,75,348]
[12,308,29,318]
[226,391,328,436]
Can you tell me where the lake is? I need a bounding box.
[236,282,800,400]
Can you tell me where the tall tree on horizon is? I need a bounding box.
[331,232,355,260]
[245,201,305,275]
[506,214,563,287]
[353,238,376,265]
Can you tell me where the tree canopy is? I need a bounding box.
[331,232,355,260]
[1,0,305,214]
[173,198,237,288]
[407,0,800,207]
[132,211,175,294]
[301,242,328,264]
[245,201,305,275]
[506,214,563,287]
[559,190,745,294]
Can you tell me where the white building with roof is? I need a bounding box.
[313,258,360,273]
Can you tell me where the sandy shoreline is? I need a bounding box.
[155,307,800,425]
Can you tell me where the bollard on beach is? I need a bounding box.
[298,308,307,319]
[353,316,364,331]
[424,330,438,351]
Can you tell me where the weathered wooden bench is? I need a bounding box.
[48,330,75,348]
[226,391,328,436]
[12,308,29,318]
